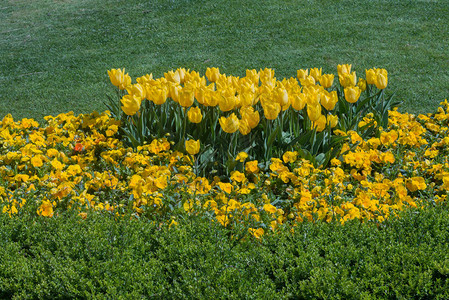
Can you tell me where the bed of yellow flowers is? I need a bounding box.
[1,67,448,240]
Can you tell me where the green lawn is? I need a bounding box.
[1,0,448,121]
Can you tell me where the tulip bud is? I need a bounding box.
[240,106,260,129]
[321,91,337,111]
[307,103,321,122]
[108,68,132,90]
[291,93,306,111]
[127,83,146,101]
[327,114,339,128]
[177,68,187,84]
[187,107,203,123]
[263,101,281,120]
[339,71,357,87]
[337,64,352,76]
[297,69,309,81]
[300,75,316,87]
[365,69,377,85]
[239,118,251,135]
[219,113,240,133]
[356,78,366,91]
[206,67,220,82]
[121,94,141,116]
[306,91,320,106]
[218,89,236,112]
[319,74,334,88]
[169,84,181,102]
[375,72,388,89]
[178,88,195,107]
[151,87,168,105]
[344,86,362,104]
[246,69,260,84]
[312,114,326,132]
[260,68,275,84]
[310,68,322,82]
[164,70,181,84]
[185,139,200,155]
[274,88,289,107]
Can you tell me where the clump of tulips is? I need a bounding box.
[107,65,399,177]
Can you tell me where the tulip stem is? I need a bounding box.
[182,107,187,147]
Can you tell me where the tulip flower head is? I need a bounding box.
[187,107,203,123]
[375,69,388,89]
[319,74,334,88]
[179,88,195,107]
[344,86,362,104]
[206,67,220,82]
[185,139,200,155]
[219,113,240,133]
[297,69,309,81]
[108,68,132,90]
[121,94,141,115]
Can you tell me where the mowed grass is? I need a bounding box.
[0,0,448,121]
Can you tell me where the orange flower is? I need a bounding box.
[74,143,84,152]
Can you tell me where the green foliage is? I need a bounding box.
[1,205,449,298]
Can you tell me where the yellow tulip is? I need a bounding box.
[365,69,377,85]
[206,67,220,82]
[178,88,195,107]
[310,68,322,82]
[344,86,362,104]
[357,78,367,92]
[187,107,203,123]
[185,139,200,155]
[150,87,168,105]
[321,91,338,111]
[337,64,352,76]
[219,113,240,133]
[239,118,251,135]
[121,94,141,115]
[307,103,322,122]
[326,114,339,128]
[312,114,327,132]
[260,68,275,84]
[305,90,320,106]
[240,106,260,129]
[239,91,255,107]
[299,75,316,87]
[169,84,181,102]
[218,89,236,112]
[339,71,357,87]
[263,101,281,120]
[108,68,131,90]
[273,88,289,107]
[297,69,309,81]
[127,83,146,100]
[245,69,260,84]
[136,73,153,85]
[375,72,388,89]
[291,93,306,111]
[164,70,181,84]
[204,92,220,107]
[319,74,334,88]
[177,68,187,84]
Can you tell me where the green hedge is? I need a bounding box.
[1,206,449,299]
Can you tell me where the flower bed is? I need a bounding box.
[1,66,448,239]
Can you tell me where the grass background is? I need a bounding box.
[1,0,448,121]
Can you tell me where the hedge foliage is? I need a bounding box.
[1,205,449,299]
